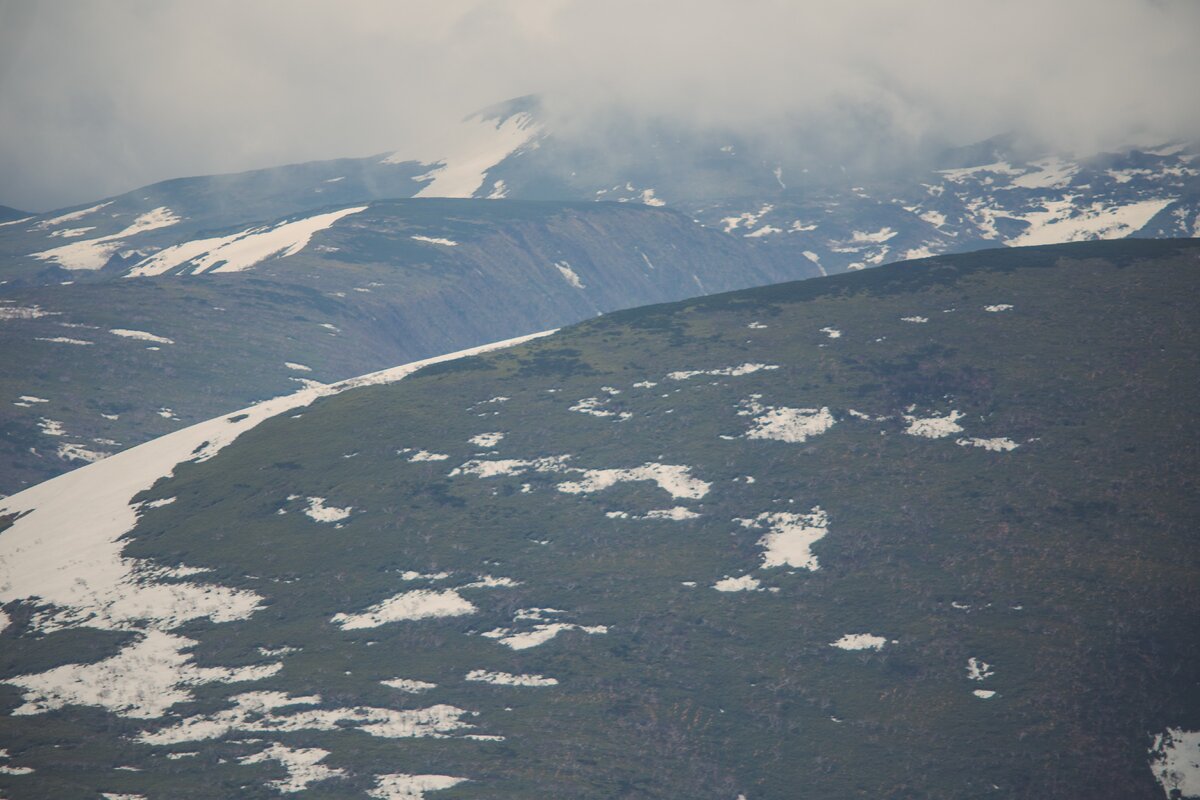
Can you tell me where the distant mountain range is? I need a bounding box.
[1,97,1194,286]
[1,238,1196,799]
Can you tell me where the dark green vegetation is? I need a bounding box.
[2,239,1198,798]
[0,199,809,495]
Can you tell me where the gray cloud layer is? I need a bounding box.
[1,0,1197,210]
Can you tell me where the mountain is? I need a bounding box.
[0,207,29,225]
[1,238,1196,799]
[0,98,1195,286]
[0,199,809,496]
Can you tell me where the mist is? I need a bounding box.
[1,0,1197,211]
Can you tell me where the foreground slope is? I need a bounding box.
[1,239,1198,798]
[0,199,803,496]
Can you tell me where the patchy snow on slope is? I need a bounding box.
[450,454,571,479]
[0,304,56,321]
[369,773,468,800]
[303,497,352,523]
[48,226,96,239]
[1010,157,1079,189]
[1006,196,1174,247]
[1149,728,1200,798]
[110,328,174,345]
[851,227,897,243]
[382,678,437,693]
[957,437,1019,452]
[738,507,829,570]
[901,316,929,323]
[285,362,311,372]
[554,261,585,289]
[240,743,346,793]
[713,575,761,592]
[557,462,710,500]
[57,442,109,463]
[820,327,842,338]
[332,590,475,630]
[973,689,996,699]
[127,206,367,276]
[32,201,113,230]
[937,162,1023,183]
[721,204,773,234]
[138,691,471,744]
[387,111,539,199]
[482,610,608,650]
[967,657,994,681]
[34,207,180,270]
[569,396,631,420]
[468,432,504,448]
[984,304,1013,312]
[0,330,554,722]
[7,630,280,719]
[410,235,459,246]
[739,395,836,444]
[830,633,889,651]
[465,669,558,687]
[608,506,701,522]
[402,449,450,462]
[903,409,965,439]
[36,335,95,347]
[667,363,778,381]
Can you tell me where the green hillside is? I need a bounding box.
[1,239,1197,798]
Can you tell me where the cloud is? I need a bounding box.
[0,0,1196,210]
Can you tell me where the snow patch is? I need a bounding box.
[303,497,352,523]
[382,678,437,693]
[331,590,475,630]
[240,742,346,793]
[127,207,367,276]
[956,437,1019,452]
[34,207,180,270]
[738,507,829,570]
[368,773,468,800]
[138,691,470,744]
[967,657,994,681]
[903,409,964,439]
[1149,728,1200,798]
[554,261,585,289]
[465,669,557,687]
[557,462,709,500]
[7,630,280,719]
[713,575,761,592]
[410,235,459,247]
[667,363,778,381]
[830,633,888,651]
[391,111,539,199]
[739,396,836,444]
[110,328,174,345]
[468,432,504,448]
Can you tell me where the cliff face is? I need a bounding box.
[0,200,815,495]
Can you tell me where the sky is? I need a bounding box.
[1,0,1198,211]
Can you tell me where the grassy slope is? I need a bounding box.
[1,239,1197,798]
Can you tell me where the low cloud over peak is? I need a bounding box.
[1,0,1196,210]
